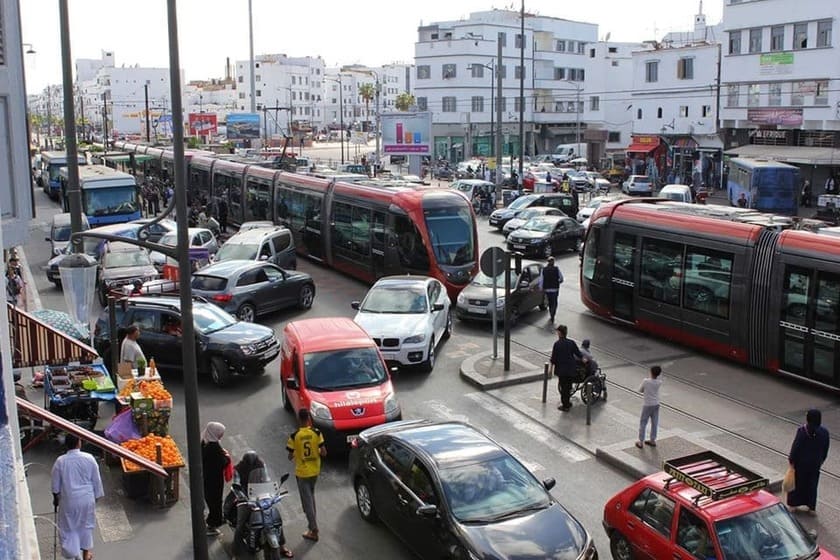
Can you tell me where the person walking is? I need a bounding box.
[6,256,24,307]
[636,366,663,449]
[51,433,104,560]
[787,409,830,514]
[120,325,147,368]
[550,325,583,411]
[147,184,160,215]
[539,256,563,323]
[286,409,326,542]
[201,421,230,536]
[217,198,228,233]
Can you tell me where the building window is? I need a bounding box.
[238,76,244,83]
[255,74,261,81]
[749,28,762,53]
[515,33,524,48]
[657,107,663,118]
[417,97,428,110]
[816,80,829,104]
[608,131,621,143]
[514,97,522,112]
[768,82,782,106]
[417,65,430,79]
[515,66,525,80]
[729,31,742,54]
[498,65,507,79]
[748,84,760,106]
[556,39,566,52]
[554,67,566,80]
[645,61,659,83]
[471,96,484,112]
[499,32,507,47]
[702,105,712,117]
[256,90,262,97]
[770,26,785,51]
[727,84,740,107]
[578,42,586,54]
[791,83,804,106]
[612,60,620,67]
[238,92,245,99]
[590,96,600,111]
[794,22,808,49]
[442,96,456,112]
[498,97,507,112]
[442,64,457,79]
[679,106,689,117]
[471,64,484,78]
[637,108,643,119]
[567,40,576,53]
[817,20,832,47]
[677,57,694,79]
[590,48,596,58]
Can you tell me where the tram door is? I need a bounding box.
[371,211,386,279]
[611,232,637,322]
[780,267,840,387]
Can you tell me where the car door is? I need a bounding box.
[550,220,567,252]
[675,506,718,560]
[128,308,165,367]
[263,264,295,310]
[625,487,677,560]
[158,311,185,368]
[393,458,452,559]
[248,266,277,314]
[369,440,414,536]
[426,281,443,341]
[526,264,544,310]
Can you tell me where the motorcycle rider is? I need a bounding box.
[226,451,293,558]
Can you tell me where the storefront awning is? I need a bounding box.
[724,144,840,165]
[692,134,724,150]
[626,142,659,154]
[671,137,698,149]
[7,303,98,368]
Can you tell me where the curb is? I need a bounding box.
[459,351,547,390]
[15,247,42,312]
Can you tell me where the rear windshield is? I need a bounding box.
[191,275,228,291]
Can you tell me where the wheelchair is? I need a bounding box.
[570,362,607,405]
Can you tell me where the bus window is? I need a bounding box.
[640,239,683,305]
[684,248,733,319]
[395,215,430,271]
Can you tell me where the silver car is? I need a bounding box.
[149,228,218,269]
[622,175,654,195]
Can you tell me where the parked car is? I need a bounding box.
[214,226,296,270]
[191,260,315,322]
[46,212,90,256]
[658,184,694,203]
[576,194,629,223]
[502,206,565,234]
[506,216,585,258]
[45,222,145,287]
[622,175,654,195]
[93,295,280,386]
[279,317,402,451]
[97,242,159,305]
[238,220,275,232]
[351,276,451,372]
[455,264,546,324]
[130,218,178,243]
[149,228,218,269]
[489,193,578,230]
[584,171,612,192]
[603,451,836,560]
[349,420,597,560]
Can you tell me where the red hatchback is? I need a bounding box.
[603,451,837,560]
[280,317,402,450]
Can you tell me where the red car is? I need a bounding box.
[279,317,402,451]
[603,451,837,560]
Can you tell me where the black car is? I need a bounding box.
[507,216,585,259]
[93,296,280,386]
[349,420,597,560]
[455,264,546,324]
[489,193,578,230]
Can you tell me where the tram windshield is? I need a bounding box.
[425,206,475,266]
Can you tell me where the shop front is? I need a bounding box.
[626,135,666,185]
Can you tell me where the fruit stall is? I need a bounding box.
[44,364,116,428]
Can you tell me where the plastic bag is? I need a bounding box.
[223,451,234,483]
[104,409,141,443]
[782,466,796,493]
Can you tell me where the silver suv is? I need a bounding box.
[214,225,296,270]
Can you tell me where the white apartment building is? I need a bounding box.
[720,0,840,189]
[235,54,325,140]
[325,64,413,134]
[414,9,597,162]
[184,79,238,129]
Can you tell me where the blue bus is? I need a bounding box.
[727,158,800,215]
[60,165,141,226]
[38,151,87,200]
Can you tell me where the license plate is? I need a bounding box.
[381,352,397,360]
[468,306,487,314]
[513,244,526,250]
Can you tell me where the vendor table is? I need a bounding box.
[44,364,116,429]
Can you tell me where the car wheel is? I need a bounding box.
[210,356,232,387]
[443,310,452,339]
[610,533,634,560]
[542,244,553,259]
[281,383,292,412]
[355,478,378,522]
[237,303,256,322]
[419,337,435,372]
[298,284,315,309]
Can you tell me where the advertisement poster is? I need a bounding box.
[747,108,803,126]
[226,113,261,139]
[381,112,431,155]
[188,113,218,136]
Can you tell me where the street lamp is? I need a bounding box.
[58,252,98,346]
[468,62,495,157]
[22,42,36,55]
[325,75,345,164]
[561,80,582,160]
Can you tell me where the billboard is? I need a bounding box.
[747,108,803,126]
[189,113,218,136]
[226,113,261,139]
[381,112,431,155]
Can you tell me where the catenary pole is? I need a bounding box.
[494,33,503,206]
[518,0,525,182]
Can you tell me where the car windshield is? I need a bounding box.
[516,208,541,220]
[522,219,557,233]
[303,347,387,391]
[216,242,258,261]
[471,270,517,288]
[158,233,178,247]
[715,504,817,560]
[362,286,427,313]
[104,250,152,268]
[425,206,475,266]
[509,195,538,210]
[661,192,686,201]
[83,186,139,217]
[439,454,551,524]
[193,304,237,334]
[53,225,72,242]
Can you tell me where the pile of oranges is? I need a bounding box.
[118,379,172,401]
[121,434,184,472]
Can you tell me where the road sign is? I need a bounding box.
[480,247,509,278]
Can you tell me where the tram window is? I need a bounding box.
[640,239,683,305]
[275,187,290,222]
[613,233,635,283]
[372,212,386,249]
[815,274,840,331]
[582,227,599,281]
[333,202,353,248]
[351,206,371,256]
[395,215,430,270]
[684,248,733,319]
[246,180,270,221]
[782,268,810,324]
[304,195,321,232]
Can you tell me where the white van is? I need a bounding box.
[551,144,582,164]
[658,184,693,203]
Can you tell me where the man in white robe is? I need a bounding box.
[51,434,104,560]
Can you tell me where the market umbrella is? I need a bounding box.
[30,309,89,341]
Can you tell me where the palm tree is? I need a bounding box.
[358,83,375,131]
[395,92,415,112]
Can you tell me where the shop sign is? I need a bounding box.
[749,129,789,140]
[633,135,659,145]
[759,52,794,75]
[747,108,802,126]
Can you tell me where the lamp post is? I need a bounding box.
[358,69,381,175]
[326,75,345,164]
[561,80,582,160]
[468,61,495,157]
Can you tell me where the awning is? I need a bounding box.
[672,137,698,149]
[626,143,659,154]
[724,144,840,165]
[693,134,724,150]
[8,303,98,368]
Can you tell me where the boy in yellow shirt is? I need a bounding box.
[286,408,326,542]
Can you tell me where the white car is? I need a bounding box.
[351,276,451,372]
[658,184,693,203]
[576,194,630,222]
[149,227,219,268]
[503,206,565,234]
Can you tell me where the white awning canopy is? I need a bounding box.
[724,144,840,165]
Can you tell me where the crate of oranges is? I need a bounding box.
[120,434,184,473]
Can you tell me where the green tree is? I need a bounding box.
[358,83,376,130]
[395,92,415,112]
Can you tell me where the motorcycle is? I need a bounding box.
[227,468,291,560]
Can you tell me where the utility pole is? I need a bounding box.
[494,32,503,205]
[248,0,256,116]
[59,0,82,248]
[102,93,109,151]
[46,86,52,150]
[144,83,151,144]
[374,75,381,175]
[518,0,525,183]
[575,84,581,159]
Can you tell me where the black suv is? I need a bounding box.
[93,296,280,386]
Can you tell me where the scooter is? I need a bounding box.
[228,469,290,560]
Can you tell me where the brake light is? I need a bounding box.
[212,293,233,303]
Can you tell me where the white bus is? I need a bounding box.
[60,165,141,227]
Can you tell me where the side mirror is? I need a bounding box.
[285,377,299,390]
[807,529,818,541]
[432,303,445,312]
[280,473,290,485]
[543,478,556,491]
[351,301,361,310]
[416,504,438,518]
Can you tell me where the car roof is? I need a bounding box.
[285,317,375,353]
[370,275,433,289]
[161,227,210,238]
[53,212,88,225]
[660,184,691,192]
[519,206,559,213]
[529,215,564,224]
[386,422,505,467]
[194,259,265,277]
[106,241,144,253]
[630,175,650,180]
[225,226,288,243]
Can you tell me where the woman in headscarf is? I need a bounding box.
[787,409,830,513]
[201,421,230,535]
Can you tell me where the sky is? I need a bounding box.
[20,0,722,94]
